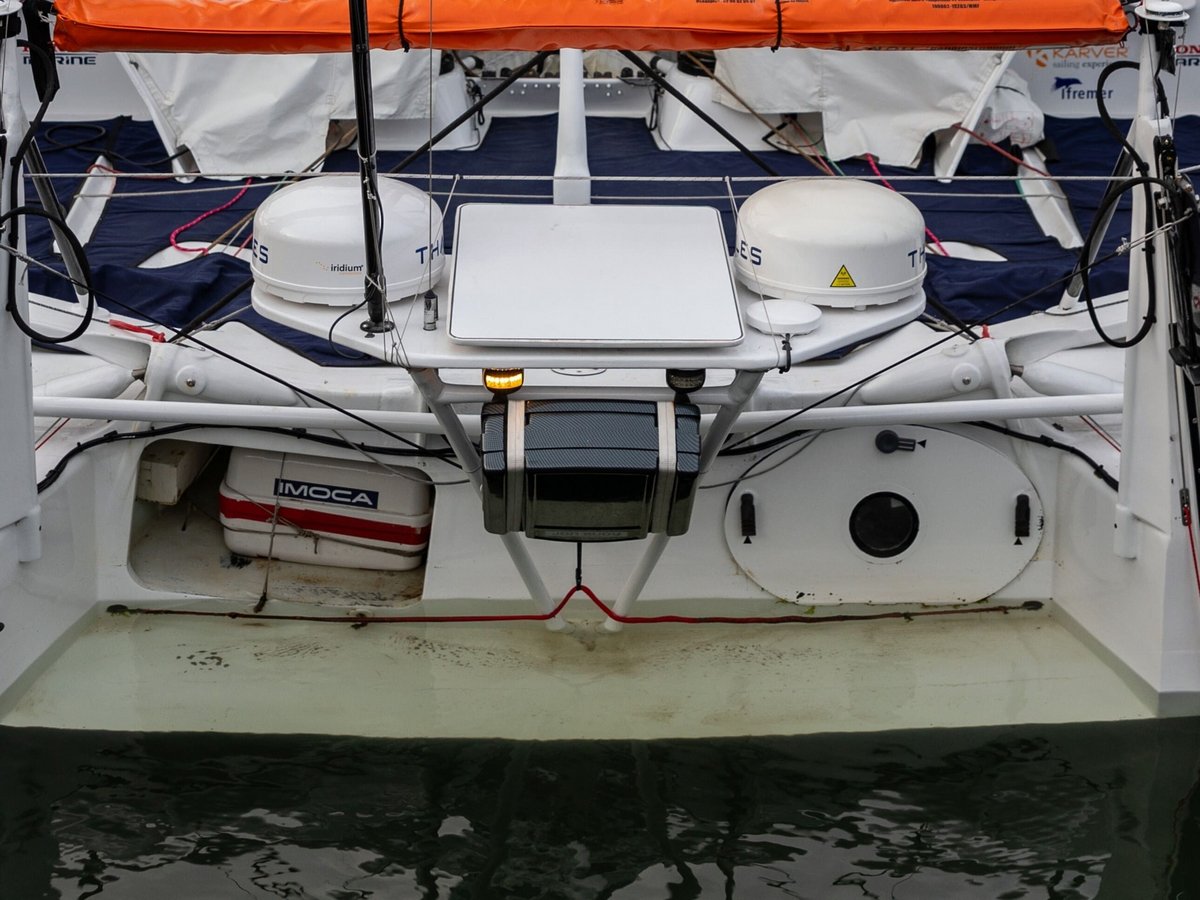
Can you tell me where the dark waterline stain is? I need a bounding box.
[1,719,1199,899]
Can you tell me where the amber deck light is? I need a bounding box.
[483,368,524,394]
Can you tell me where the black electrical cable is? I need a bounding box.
[1171,187,1200,342]
[11,41,58,173]
[3,39,66,331]
[327,299,371,360]
[1070,61,1176,351]
[716,418,1117,503]
[3,42,97,344]
[1,205,96,343]
[19,1,59,111]
[39,122,107,152]
[9,55,98,326]
[719,426,811,457]
[1064,58,1173,347]
[1094,60,1168,177]
[36,422,457,494]
[1077,174,1172,349]
[969,420,1119,490]
[1157,138,1200,366]
[38,424,205,493]
[39,120,192,170]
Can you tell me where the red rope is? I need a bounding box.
[108,318,166,342]
[1182,502,1200,598]
[865,154,949,258]
[35,417,71,451]
[1079,415,1121,453]
[170,178,252,254]
[110,585,1040,626]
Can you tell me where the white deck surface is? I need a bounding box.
[1,603,1153,739]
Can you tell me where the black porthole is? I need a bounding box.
[849,492,919,558]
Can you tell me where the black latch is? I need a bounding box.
[740,493,757,544]
[1015,494,1031,539]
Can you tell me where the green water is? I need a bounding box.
[2,719,1198,898]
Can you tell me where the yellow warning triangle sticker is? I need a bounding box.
[830,265,857,288]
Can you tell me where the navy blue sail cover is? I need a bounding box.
[23,114,1200,365]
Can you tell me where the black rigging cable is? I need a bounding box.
[170,275,255,344]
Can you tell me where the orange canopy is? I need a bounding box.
[54,0,1123,54]
[54,0,1129,54]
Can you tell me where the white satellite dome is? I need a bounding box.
[251,177,444,306]
[734,180,927,308]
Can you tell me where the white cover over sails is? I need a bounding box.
[124,50,437,174]
[713,49,1020,167]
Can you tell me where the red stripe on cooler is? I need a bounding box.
[219,494,430,547]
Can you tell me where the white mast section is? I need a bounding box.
[0,7,43,584]
[553,49,591,205]
[1113,1,1192,558]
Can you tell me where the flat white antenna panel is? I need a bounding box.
[448,204,744,348]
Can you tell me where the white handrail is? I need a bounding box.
[32,393,1124,437]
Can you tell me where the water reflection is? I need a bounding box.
[1,719,1198,898]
